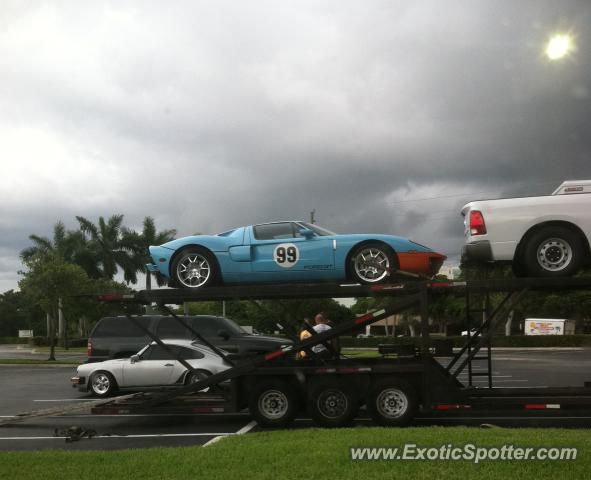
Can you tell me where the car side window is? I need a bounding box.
[177,346,205,360]
[145,345,175,361]
[139,345,153,360]
[253,223,296,240]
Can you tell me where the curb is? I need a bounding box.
[0,363,80,368]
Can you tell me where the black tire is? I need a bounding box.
[248,379,299,428]
[348,242,397,284]
[171,247,218,289]
[185,369,212,392]
[522,227,584,277]
[89,371,117,398]
[366,378,417,426]
[307,380,359,428]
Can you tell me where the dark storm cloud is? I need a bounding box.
[1,0,590,290]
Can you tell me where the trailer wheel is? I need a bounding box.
[367,379,417,426]
[249,380,299,428]
[308,380,359,428]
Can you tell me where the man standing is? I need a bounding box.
[311,313,332,355]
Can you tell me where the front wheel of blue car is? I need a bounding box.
[171,247,218,289]
[349,243,396,284]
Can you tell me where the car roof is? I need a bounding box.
[150,339,203,348]
[148,339,221,353]
[254,220,306,226]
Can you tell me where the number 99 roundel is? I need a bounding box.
[273,243,299,268]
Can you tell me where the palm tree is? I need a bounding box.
[20,221,86,354]
[123,217,177,287]
[20,221,80,266]
[75,214,138,283]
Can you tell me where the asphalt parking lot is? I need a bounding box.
[1,348,591,451]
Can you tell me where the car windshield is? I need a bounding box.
[299,222,336,236]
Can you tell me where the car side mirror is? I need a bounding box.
[299,228,314,239]
[217,329,231,341]
[130,354,140,363]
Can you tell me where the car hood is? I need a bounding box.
[238,334,291,345]
[78,358,128,373]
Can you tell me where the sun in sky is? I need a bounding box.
[545,33,575,60]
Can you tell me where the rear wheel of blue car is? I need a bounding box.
[172,247,218,289]
[349,243,396,284]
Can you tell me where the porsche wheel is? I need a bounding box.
[89,371,117,398]
[185,369,212,392]
[171,247,217,289]
[349,243,396,284]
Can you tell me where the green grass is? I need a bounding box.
[0,427,589,479]
[0,359,81,365]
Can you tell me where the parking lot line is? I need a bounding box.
[203,420,257,447]
[33,399,97,402]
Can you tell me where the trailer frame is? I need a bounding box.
[83,276,591,427]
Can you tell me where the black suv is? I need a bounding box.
[87,315,291,362]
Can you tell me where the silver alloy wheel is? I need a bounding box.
[176,252,211,288]
[188,371,210,392]
[354,247,390,283]
[376,388,408,419]
[536,238,573,272]
[258,390,289,420]
[316,389,348,419]
[91,373,111,395]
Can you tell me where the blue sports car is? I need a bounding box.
[147,221,446,289]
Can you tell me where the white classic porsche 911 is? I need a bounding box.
[71,340,231,397]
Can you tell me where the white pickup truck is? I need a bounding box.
[461,180,591,277]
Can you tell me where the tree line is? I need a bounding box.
[5,215,175,357]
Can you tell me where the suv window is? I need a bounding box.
[157,319,189,339]
[92,317,149,338]
[253,222,298,240]
[186,316,243,337]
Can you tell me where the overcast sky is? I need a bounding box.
[1,0,590,292]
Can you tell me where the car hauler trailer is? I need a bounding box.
[83,277,591,428]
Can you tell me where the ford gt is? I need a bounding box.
[147,221,446,289]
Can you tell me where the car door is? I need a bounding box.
[122,345,178,387]
[249,222,334,276]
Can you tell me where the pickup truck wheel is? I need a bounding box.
[523,227,583,277]
[349,243,396,284]
[367,378,417,426]
[307,380,359,428]
[249,380,299,428]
